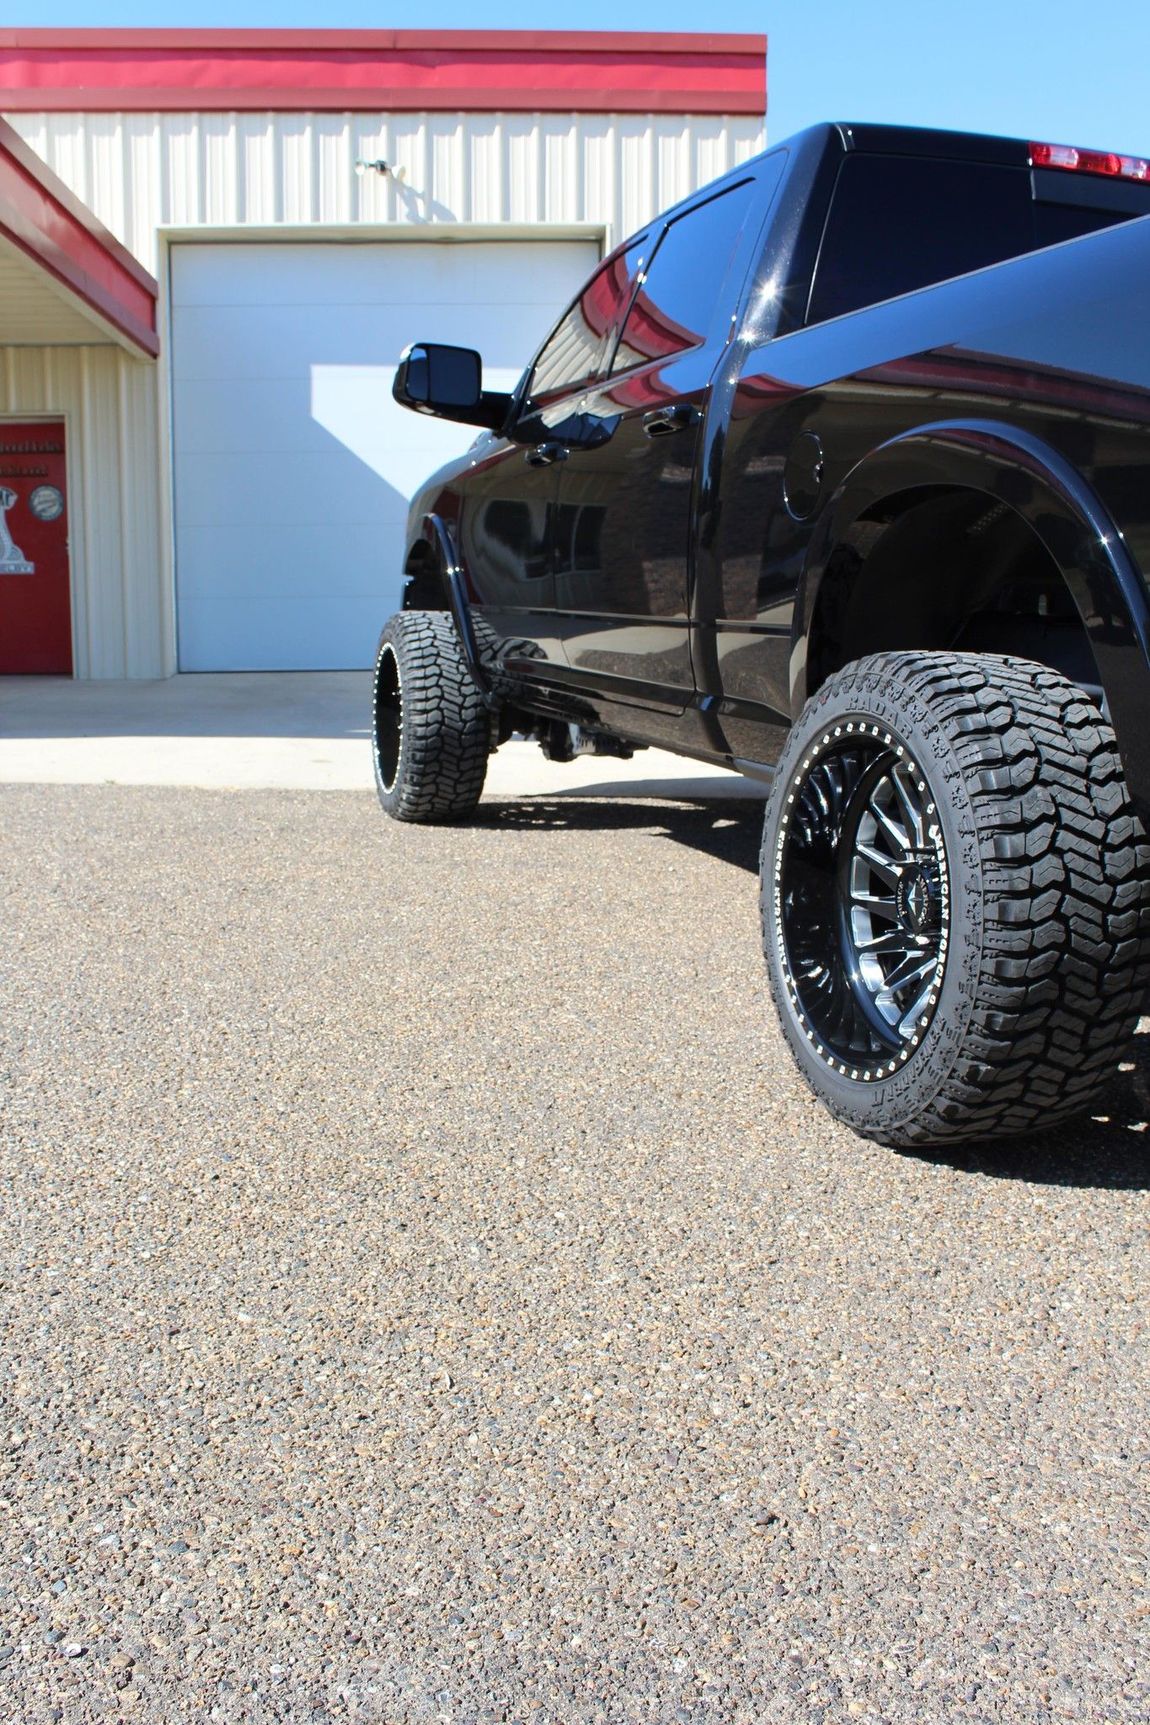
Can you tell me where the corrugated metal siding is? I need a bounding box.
[9,110,767,272]
[0,346,166,678]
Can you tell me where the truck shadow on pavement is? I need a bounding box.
[479,795,764,872]
[480,795,1150,1190]
[916,1038,1150,1191]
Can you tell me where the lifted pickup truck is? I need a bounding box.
[375,121,1150,1150]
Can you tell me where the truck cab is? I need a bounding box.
[394,121,1150,766]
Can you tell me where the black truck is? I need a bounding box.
[374,121,1150,1150]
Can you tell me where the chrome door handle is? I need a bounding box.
[525,441,570,467]
[642,404,700,439]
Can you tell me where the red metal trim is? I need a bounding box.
[0,29,767,53]
[0,116,158,356]
[0,29,767,117]
[0,88,760,117]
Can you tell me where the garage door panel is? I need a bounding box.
[171,237,599,670]
[173,296,568,382]
[177,523,402,600]
[179,593,394,672]
[174,379,333,456]
[171,303,396,381]
[308,364,523,505]
[171,239,593,312]
[175,373,496,467]
[176,449,408,530]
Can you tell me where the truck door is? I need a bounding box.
[458,437,563,664]
[549,182,758,727]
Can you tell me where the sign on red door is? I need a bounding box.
[0,422,71,674]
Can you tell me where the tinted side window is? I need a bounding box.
[611,180,755,373]
[529,241,646,404]
[808,156,1046,325]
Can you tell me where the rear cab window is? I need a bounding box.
[807,151,1150,326]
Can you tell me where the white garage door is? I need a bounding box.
[170,237,600,671]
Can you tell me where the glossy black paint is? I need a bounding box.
[395,121,1150,815]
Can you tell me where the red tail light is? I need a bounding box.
[1030,140,1150,182]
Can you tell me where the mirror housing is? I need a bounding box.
[393,342,511,432]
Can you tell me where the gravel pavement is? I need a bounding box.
[2,776,1149,1724]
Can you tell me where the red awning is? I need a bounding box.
[0,116,157,357]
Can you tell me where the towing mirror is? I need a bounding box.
[393,342,483,416]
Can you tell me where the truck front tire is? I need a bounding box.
[761,651,1150,1148]
[372,611,489,823]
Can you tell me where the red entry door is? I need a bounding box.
[0,422,72,674]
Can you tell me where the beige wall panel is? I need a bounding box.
[618,118,657,239]
[9,111,766,271]
[466,118,503,224]
[124,113,164,248]
[316,116,354,225]
[541,117,578,226]
[505,116,541,225]
[237,115,278,224]
[202,114,240,227]
[0,345,166,679]
[163,116,203,229]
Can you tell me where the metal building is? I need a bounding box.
[0,29,766,676]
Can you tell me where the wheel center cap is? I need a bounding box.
[896,858,939,936]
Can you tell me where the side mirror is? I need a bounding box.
[393,342,483,417]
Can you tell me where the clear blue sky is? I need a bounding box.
[8,1,1150,161]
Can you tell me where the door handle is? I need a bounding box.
[525,441,569,468]
[642,404,700,439]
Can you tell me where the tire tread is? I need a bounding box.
[372,611,489,823]
[763,651,1150,1148]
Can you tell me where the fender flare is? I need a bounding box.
[793,418,1150,722]
[419,512,495,706]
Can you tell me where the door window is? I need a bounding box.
[528,239,647,405]
[610,180,756,373]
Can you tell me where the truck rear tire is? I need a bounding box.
[761,651,1150,1148]
[372,611,489,823]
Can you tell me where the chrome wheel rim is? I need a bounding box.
[373,643,403,793]
[772,721,950,1082]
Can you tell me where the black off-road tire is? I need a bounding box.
[372,611,489,822]
[761,651,1150,1148]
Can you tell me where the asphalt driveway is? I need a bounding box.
[2,752,1148,1721]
